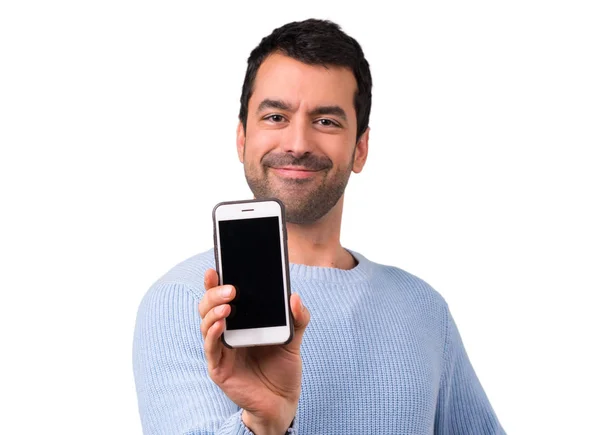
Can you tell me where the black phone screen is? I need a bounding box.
[218,216,286,330]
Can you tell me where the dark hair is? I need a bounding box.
[238,18,372,143]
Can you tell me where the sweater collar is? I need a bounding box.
[289,249,373,284]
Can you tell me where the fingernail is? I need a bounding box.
[220,286,233,298]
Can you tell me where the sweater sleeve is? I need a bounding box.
[434,306,506,435]
[132,281,254,434]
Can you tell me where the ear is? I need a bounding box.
[352,127,369,173]
[236,122,245,163]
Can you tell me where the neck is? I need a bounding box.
[285,196,356,270]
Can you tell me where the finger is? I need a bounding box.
[198,284,236,318]
[200,304,231,339]
[204,269,219,291]
[204,319,226,372]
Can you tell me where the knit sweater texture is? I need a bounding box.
[133,248,505,434]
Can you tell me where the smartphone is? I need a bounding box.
[212,198,294,348]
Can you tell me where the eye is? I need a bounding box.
[265,114,285,123]
[316,118,339,127]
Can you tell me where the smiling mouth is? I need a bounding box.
[269,166,322,179]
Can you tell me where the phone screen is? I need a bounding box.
[218,216,286,330]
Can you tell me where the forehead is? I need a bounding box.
[250,53,357,116]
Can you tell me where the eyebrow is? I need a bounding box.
[309,105,347,122]
[256,98,291,113]
[256,98,348,122]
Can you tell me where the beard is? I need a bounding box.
[244,149,354,224]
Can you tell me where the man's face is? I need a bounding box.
[237,53,369,224]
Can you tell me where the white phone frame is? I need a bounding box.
[213,198,293,348]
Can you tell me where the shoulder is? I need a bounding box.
[134,248,215,341]
[358,251,450,318]
[145,248,215,301]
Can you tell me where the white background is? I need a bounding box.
[1,1,598,434]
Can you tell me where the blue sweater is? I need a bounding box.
[133,248,505,434]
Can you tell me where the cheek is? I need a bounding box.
[245,130,281,160]
[325,141,355,166]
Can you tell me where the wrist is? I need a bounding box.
[241,409,294,435]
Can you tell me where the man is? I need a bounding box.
[133,18,505,435]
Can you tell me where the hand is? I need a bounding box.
[199,269,310,435]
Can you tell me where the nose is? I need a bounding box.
[280,117,316,158]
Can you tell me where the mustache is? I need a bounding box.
[261,152,333,171]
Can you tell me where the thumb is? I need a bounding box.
[290,293,310,334]
[285,294,310,351]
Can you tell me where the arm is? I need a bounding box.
[434,306,506,435]
[132,281,250,434]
